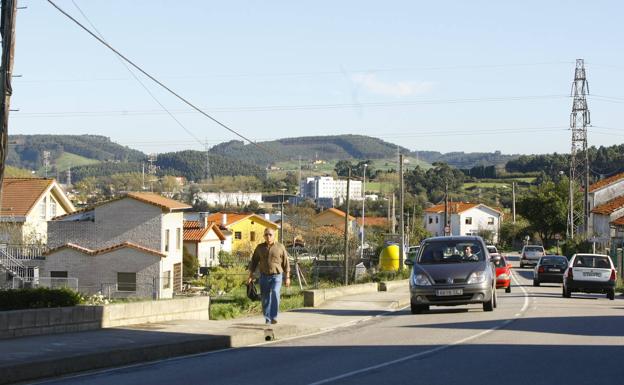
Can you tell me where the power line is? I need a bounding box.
[69,0,204,147]
[11,94,570,118]
[46,0,277,159]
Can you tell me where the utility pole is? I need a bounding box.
[298,155,302,197]
[512,182,516,223]
[205,141,211,182]
[399,154,405,270]
[279,188,286,243]
[444,182,449,235]
[360,163,367,260]
[391,194,396,234]
[343,167,351,285]
[568,59,591,238]
[0,0,17,202]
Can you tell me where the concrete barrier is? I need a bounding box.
[303,282,379,307]
[0,296,210,339]
[378,279,410,292]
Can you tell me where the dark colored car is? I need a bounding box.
[406,236,497,314]
[562,253,618,300]
[533,255,568,286]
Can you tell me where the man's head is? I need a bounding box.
[463,245,472,255]
[264,229,275,244]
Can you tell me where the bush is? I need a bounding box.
[0,287,82,311]
[561,238,592,258]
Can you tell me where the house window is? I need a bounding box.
[176,228,181,250]
[50,197,57,218]
[235,231,242,240]
[210,247,216,260]
[163,271,171,289]
[250,231,256,242]
[488,217,495,225]
[39,197,47,219]
[428,217,433,224]
[50,271,68,278]
[165,229,170,252]
[117,272,136,292]
[465,217,472,225]
[435,217,439,224]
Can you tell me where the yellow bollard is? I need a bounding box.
[379,244,400,272]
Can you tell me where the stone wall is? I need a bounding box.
[0,296,210,339]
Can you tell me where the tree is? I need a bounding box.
[517,178,570,243]
[182,247,199,280]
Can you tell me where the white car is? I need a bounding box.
[562,253,617,300]
[519,245,545,268]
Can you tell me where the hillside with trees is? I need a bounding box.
[209,135,413,166]
[7,134,145,170]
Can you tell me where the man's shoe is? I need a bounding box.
[271,319,278,324]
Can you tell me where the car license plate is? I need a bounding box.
[436,289,463,296]
[583,272,601,277]
[549,268,560,272]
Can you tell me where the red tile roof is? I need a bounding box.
[126,192,191,211]
[589,172,624,193]
[356,217,389,227]
[183,220,225,242]
[205,212,278,228]
[1,178,54,217]
[52,192,190,220]
[316,208,356,220]
[44,241,165,258]
[591,196,624,215]
[611,216,624,226]
[425,202,478,214]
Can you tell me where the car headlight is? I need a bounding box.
[497,274,509,280]
[467,271,486,284]
[412,273,432,286]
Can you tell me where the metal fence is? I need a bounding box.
[0,243,47,260]
[12,277,79,291]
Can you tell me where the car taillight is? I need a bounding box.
[610,269,616,281]
[538,266,544,273]
[568,268,573,279]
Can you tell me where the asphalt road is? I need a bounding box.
[30,255,624,385]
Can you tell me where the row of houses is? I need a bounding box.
[0,178,280,298]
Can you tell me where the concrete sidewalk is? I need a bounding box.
[0,284,410,385]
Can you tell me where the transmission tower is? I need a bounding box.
[568,59,590,238]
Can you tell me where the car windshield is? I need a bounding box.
[418,240,484,264]
[525,246,543,252]
[540,256,568,266]
[493,257,506,268]
[574,256,611,268]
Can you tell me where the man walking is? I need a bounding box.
[248,228,290,324]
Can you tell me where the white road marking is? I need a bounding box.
[308,270,530,385]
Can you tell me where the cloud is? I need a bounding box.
[351,73,434,97]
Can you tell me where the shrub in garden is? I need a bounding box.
[0,287,82,311]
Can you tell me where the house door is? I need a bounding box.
[173,263,182,293]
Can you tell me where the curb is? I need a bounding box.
[0,324,313,385]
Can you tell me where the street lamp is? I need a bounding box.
[360,164,367,260]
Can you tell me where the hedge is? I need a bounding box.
[0,287,82,311]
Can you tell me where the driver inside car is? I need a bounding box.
[462,245,478,261]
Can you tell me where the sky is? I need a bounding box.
[8,0,624,157]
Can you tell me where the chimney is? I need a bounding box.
[221,213,227,226]
[199,212,209,229]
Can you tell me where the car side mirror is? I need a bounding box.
[405,259,414,266]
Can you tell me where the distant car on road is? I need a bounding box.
[406,236,497,314]
[533,255,568,286]
[486,245,500,256]
[562,253,617,300]
[493,255,512,293]
[520,245,545,268]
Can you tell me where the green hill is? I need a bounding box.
[209,135,413,166]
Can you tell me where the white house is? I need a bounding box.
[183,214,230,268]
[589,196,624,248]
[45,192,191,299]
[424,202,503,244]
[0,178,75,244]
[587,172,624,237]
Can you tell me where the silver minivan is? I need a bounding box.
[520,245,545,268]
